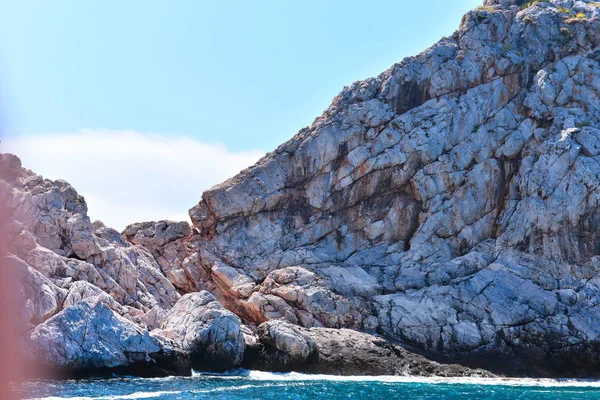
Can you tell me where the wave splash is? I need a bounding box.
[194,369,600,387]
[25,370,600,399]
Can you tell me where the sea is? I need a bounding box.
[14,370,600,400]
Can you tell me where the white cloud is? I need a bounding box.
[3,130,265,231]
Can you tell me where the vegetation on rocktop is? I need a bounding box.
[566,12,589,23]
[557,7,571,14]
[520,0,550,10]
[475,5,496,12]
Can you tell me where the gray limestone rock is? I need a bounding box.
[246,320,489,376]
[9,0,600,379]
[27,297,189,377]
[174,0,600,377]
[0,154,189,377]
[257,320,317,363]
[0,153,181,317]
[154,291,245,371]
[122,220,198,293]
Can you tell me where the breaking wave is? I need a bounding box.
[191,368,600,387]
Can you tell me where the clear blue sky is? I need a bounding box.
[0,0,482,228]
[0,0,481,153]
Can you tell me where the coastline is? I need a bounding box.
[6,0,600,387]
[17,370,600,400]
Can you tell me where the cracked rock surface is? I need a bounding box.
[244,320,490,376]
[153,291,245,371]
[2,152,476,378]
[173,0,600,376]
[6,0,600,379]
[1,154,193,377]
[28,297,167,375]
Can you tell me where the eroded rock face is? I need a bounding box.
[8,0,600,379]
[27,297,189,377]
[245,321,488,376]
[122,221,199,293]
[1,153,180,321]
[257,320,317,363]
[1,154,220,377]
[2,146,484,378]
[154,291,245,371]
[170,0,600,376]
[7,255,66,331]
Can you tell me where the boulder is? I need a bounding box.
[28,297,190,378]
[154,291,245,371]
[258,320,317,363]
[246,321,489,377]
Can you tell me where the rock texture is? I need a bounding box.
[1,152,477,378]
[6,0,600,379]
[244,320,489,376]
[28,297,189,378]
[0,154,193,377]
[154,291,245,371]
[1,154,207,377]
[176,0,600,377]
[123,221,199,293]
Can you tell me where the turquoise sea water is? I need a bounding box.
[16,370,600,400]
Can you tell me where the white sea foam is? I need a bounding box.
[191,382,300,394]
[109,392,181,399]
[25,371,600,399]
[28,384,296,399]
[27,390,182,400]
[193,368,600,387]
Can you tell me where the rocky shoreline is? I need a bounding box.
[5,0,600,380]
[1,152,488,380]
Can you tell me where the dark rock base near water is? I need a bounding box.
[6,0,600,380]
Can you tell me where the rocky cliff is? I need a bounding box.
[0,152,483,378]
[5,0,600,378]
[179,0,600,376]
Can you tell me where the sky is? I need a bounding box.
[0,0,481,230]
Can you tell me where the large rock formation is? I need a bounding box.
[5,0,600,379]
[0,154,481,378]
[122,221,199,293]
[0,154,191,377]
[172,0,600,377]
